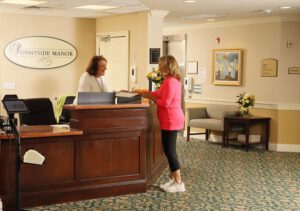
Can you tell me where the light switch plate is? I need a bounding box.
[3,82,16,90]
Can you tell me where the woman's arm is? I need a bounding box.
[135,90,157,103]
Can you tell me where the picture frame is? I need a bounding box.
[149,48,160,64]
[187,61,198,74]
[212,49,242,86]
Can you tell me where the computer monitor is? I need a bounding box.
[2,99,29,114]
[77,92,116,105]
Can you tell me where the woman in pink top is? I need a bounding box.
[138,55,185,193]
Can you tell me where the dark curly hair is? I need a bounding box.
[86,55,107,76]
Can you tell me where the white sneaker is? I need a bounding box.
[163,182,185,193]
[159,178,174,190]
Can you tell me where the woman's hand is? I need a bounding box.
[134,90,157,102]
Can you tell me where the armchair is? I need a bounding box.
[187,104,240,145]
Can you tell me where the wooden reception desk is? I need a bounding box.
[0,102,166,210]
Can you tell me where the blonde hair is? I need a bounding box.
[159,55,181,81]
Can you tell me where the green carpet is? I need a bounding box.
[30,137,300,210]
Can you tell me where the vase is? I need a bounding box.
[148,80,153,91]
[240,107,249,116]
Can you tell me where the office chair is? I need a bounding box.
[19,98,57,125]
[59,96,75,123]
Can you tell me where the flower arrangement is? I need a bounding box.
[236,92,255,116]
[147,67,164,89]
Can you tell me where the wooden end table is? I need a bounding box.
[224,116,271,151]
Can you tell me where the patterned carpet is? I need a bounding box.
[30,136,300,210]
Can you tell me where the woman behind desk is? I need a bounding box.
[78,55,109,92]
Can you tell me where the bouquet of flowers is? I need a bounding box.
[147,67,164,89]
[236,92,255,115]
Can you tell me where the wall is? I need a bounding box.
[165,17,300,150]
[96,12,148,89]
[0,14,96,114]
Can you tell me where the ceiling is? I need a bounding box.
[0,0,300,25]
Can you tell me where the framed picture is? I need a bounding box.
[149,48,160,64]
[212,49,242,86]
[187,61,198,74]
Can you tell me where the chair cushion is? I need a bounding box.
[190,119,222,131]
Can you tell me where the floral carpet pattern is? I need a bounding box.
[30,137,300,210]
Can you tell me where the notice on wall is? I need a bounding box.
[288,67,300,74]
[198,68,207,83]
[261,58,278,77]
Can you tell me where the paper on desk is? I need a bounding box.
[50,124,70,129]
[116,91,139,98]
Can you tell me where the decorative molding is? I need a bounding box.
[269,143,300,153]
[184,98,300,111]
[164,16,283,32]
[149,10,169,18]
[280,17,300,22]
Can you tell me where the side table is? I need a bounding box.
[224,116,271,151]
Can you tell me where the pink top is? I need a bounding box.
[150,76,184,130]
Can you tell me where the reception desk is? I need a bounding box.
[0,103,166,210]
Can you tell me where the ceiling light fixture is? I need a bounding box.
[264,9,272,14]
[183,0,197,3]
[207,18,215,22]
[279,6,291,9]
[75,5,118,10]
[0,0,46,5]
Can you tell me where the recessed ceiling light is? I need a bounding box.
[207,18,215,22]
[264,9,272,14]
[279,6,291,9]
[183,0,197,3]
[0,0,46,5]
[75,5,118,10]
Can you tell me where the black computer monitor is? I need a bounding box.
[2,99,29,114]
[77,92,116,105]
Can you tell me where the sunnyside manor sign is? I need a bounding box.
[4,36,77,69]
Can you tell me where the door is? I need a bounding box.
[96,31,129,91]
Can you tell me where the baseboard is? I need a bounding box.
[185,130,300,153]
[269,143,300,153]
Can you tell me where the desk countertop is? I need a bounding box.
[0,125,83,139]
[64,102,149,110]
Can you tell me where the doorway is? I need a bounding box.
[96,31,129,91]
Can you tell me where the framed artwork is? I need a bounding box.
[212,49,242,85]
[187,61,198,74]
[149,48,160,64]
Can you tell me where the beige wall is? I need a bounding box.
[166,18,300,147]
[0,14,96,114]
[96,12,148,89]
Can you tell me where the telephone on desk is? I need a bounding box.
[0,116,17,134]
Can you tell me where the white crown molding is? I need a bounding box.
[280,16,300,22]
[149,10,169,18]
[184,98,300,110]
[164,16,284,32]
